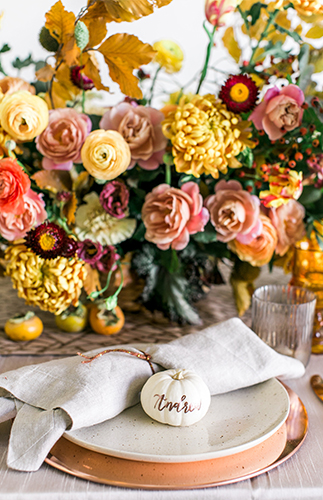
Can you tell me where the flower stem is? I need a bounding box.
[148,66,161,105]
[196,23,216,94]
[248,10,278,67]
[165,164,171,185]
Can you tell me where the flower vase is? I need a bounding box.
[290,236,323,354]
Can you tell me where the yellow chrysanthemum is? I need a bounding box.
[5,243,86,315]
[291,0,323,21]
[162,94,253,178]
[153,40,184,74]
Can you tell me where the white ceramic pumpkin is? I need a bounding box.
[140,368,211,427]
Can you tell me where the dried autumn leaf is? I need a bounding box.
[222,27,241,63]
[45,0,75,45]
[32,170,72,193]
[87,0,173,23]
[63,192,78,225]
[84,264,102,298]
[98,33,155,98]
[82,51,110,92]
[306,26,323,39]
[81,4,108,47]
[36,63,55,82]
[72,170,94,197]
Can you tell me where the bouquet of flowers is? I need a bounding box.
[1,0,323,328]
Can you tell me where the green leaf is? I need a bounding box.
[298,185,322,206]
[132,222,146,242]
[260,41,290,60]
[12,54,35,70]
[0,43,10,54]
[239,147,254,168]
[273,23,302,42]
[298,44,310,73]
[192,222,217,244]
[297,64,314,92]
[161,248,179,274]
[248,3,266,25]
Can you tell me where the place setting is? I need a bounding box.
[2,0,323,496]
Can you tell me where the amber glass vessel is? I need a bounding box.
[290,235,323,353]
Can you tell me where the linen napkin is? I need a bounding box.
[0,317,304,472]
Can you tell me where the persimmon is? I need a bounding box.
[55,304,88,333]
[5,312,43,341]
[89,303,125,335]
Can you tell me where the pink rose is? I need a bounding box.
[250,85,304,141]
[205,180,262,244]
[36,108,92,171]
[100,102,167,170]
[0,189,47,241]
[142,182,209,250]
[269,200,305,256]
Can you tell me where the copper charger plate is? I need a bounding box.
[45,385,308,490]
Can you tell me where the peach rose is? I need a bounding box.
[228,215,278,266]
[81,129,131,180]
[0,189,47,241]
[269,200,305,256]
[36,108,92,171]
[250,85,304,141]
[0,157,30,215]
[142,182,209,250]
[99,102,167,170]
[0,77,35,96]
[0,91,49,142]
[205,180,262,243]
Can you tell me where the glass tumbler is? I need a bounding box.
[251,285,316,367]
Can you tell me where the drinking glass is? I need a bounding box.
[251,285,316,367]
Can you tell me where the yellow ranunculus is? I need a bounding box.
[0,91,48,142]
[81,129,131,181]
[153,40,183,73]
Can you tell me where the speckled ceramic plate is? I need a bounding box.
[64,378,290,463]
[46,385,308,489]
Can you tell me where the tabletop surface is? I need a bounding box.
[1,267,323,500]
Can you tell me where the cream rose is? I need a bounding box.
[0,91,49,142]
[269,200,305,256]
[81,129,131,180]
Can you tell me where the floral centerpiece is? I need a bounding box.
[1,0,323,328]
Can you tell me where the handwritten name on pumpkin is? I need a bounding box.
[153,393,202,413]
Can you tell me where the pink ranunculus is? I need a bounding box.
[142,182,209,251]
[99,102,167,170]
[269,199,305,256]
[205,179,262,243]
[250,84,304,141]
[35,108,92,171]
[0,189,47,241]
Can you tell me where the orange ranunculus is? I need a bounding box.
[0,77,36,96]
[0,157,30,215]
[228,215,278,266]
[0,91,48,142]
[81,129,131,180]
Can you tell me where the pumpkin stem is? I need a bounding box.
[172,370,185,380]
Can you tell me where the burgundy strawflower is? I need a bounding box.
[77,239,104,265]
[99,180,129,219]
[96,246,119,274]
[62,237,78,258]
[219,74,259,113]
[70,65,95,91]
[25,221,69,259]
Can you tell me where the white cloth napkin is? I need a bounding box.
[0,318,304,472]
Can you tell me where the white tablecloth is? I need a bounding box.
[0,354,323,500]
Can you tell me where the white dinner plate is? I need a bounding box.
[64,377,290,463]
